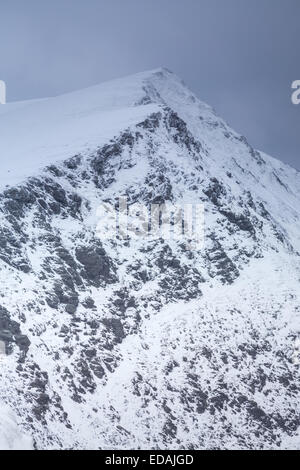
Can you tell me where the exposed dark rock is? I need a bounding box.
[102,318,125,344]
[0,305,30,355]
[75,244,115,286]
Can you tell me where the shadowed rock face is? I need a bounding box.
[75,245,114,286]
[0,306,30,356]
[0,71,300,450]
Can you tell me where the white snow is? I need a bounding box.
[0,403,33,450]
[0,70,166,190]
[0,67,299,450]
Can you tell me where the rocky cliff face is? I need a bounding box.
[0,69,299,449]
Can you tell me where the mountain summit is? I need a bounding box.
[0,69,299,450]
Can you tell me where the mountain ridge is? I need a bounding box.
[0,69,299,450]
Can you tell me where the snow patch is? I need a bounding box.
[0,403,33,450]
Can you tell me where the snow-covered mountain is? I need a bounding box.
[0,68,299,450]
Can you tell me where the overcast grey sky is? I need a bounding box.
[0,0,299,169]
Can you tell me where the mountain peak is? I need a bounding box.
[0,67,300,450]
[0,68,210,190]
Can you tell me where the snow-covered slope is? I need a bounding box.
[0,68,299,449]
[0,72,161,189]
[0,402,33,450]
